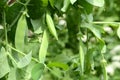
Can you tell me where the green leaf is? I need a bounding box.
[50,67,62,78]
[0,47,10,78]
[47,62,69,70]
[31,63,45,80]
[117,25,120,39]
[79,0,93,14]
[15,14,27,51]
[85,0,105,7]
[49,0,55,8]
[61,0,70,12]
[70,0,77,5]
[46,12,58,40]
[39,30,49,63]
[31,19,43,34]
[17,52,32,68]
[8,68,16,80]
[54,0,63,10]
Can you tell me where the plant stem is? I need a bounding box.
[92,21,120,24]
[7,44,39,63]
[7,52,18,65]
[3,10,8,50]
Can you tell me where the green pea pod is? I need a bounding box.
[79,39,85,75]
[39,30,49,63]
[15,14,27,51]
[101,59,108,80]
[46,12,58,40]
[61,0,70,12]
[41,0,48,7]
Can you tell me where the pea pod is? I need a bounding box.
[15,14,27,51]
[61,0,70,12]
[46,12,58,40]
[39,30,49,63]
[79,39,85,75]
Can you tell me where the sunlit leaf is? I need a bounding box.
[70,0,77,5]
[8,68,16,80]
[47,62,69,70]
[17,52,32,68]
[85,0,105,7]
[0,47,10,78]
[61,0,70,12]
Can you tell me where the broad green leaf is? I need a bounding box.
[50,67,62,78]
[31,63,45,80]
[117,25,120,39]
[85,0,105,7]
[39,30,49,63]
[70,0,77,5]
[47,62,69,70]
[0,47,10,78]
[15,14,27,51]
[79,0,93,14]
[17,52,32,68]
[49,0,55,8]
[8,68,16,80]
[79,40,85,75]
[54,0,63,10]
[46,12,58,40]
[8,68,28,80]
[24,62,36,80]
[61,0,70,12]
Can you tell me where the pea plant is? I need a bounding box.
[0,0,120,80]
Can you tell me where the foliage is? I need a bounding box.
[0,0,120,80]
